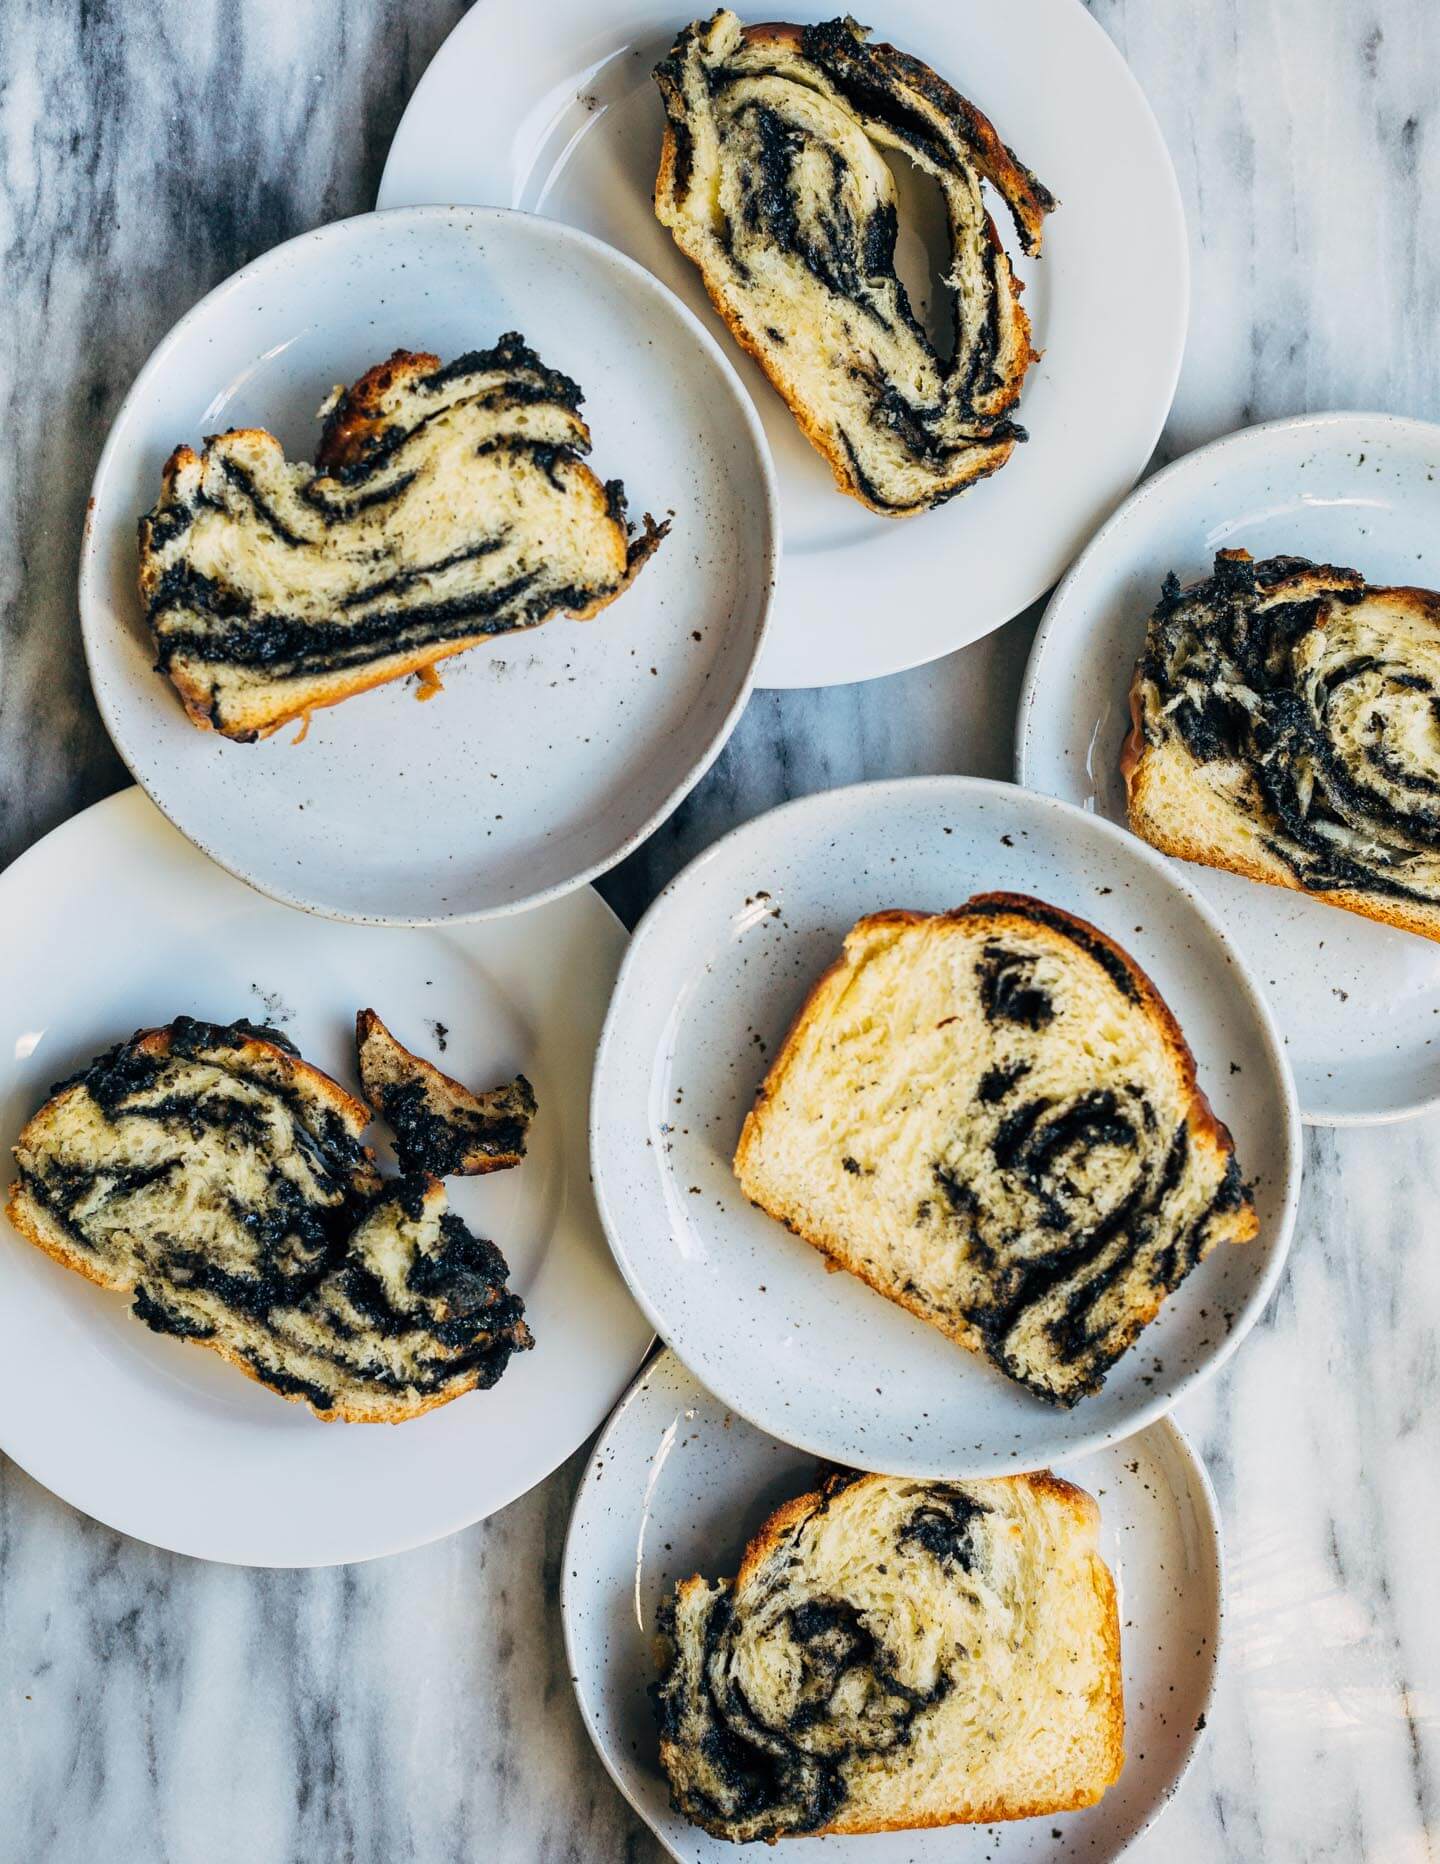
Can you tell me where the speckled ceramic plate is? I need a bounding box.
[378,0,1187,689]
[0,788,653,1566]
[590,776,1300,1476]
[562,1347,1223,1862]
[1017,412,1440,1124]
[80,205,776,924]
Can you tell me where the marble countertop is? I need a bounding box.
[2,1,1438,1859]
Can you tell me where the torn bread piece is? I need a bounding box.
[1124,547,1440,941]
[138,335,667,740]
[734,896,1255,1405]
[653,11,1055,515]
[6,1018,531,1421]
[356,1008,536,1177]
[655,1467,1123,1840]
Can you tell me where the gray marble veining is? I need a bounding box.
[2,2,1439,1860]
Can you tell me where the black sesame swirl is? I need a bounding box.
[921,933,1250,1406]
[6,1019,531,1420]
[355,1007,536,1178]
[1125,549,1440,936]
[734,898,1256,1407]
[138,335,666,741]
[655,1480,986,1841]
[654,1468,1121,1841]
[653,12,1055,515]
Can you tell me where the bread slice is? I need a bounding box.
[1124,548,1440,941]
[356,1008,536,1177]
[734,896,1255,1405]
[652,11,1055,516]
[6,1017,531,1421]
[655,1467,1123,1840]
[138,335,667,740]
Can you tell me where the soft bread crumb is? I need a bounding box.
[138,336,667,740]
[652,13,1055,515]
[655,1468,1123,1840]
[734,896,1254,1405]
[6,1018,532,1421]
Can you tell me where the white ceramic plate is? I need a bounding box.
[1016,412,1440,1125]
[563,1347,1223,1863]
[80,206,776,924]
[590,777,1299,1476]
[0,788,654,1566]
[378,0,1187,689]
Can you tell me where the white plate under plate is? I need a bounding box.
[378,0,1187,689]
[80,205,776,924]
[590,776,1300,1477]
[1016,411,1440,1125]
[0,788,654,1566]
[562,1347,1223,1862]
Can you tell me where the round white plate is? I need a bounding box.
[0,788,654,1566]
[590,777,1299,1476]
[378,0,1187,689]
[80,205,776,924]
[563,1347,1223,1862]
[1016,412,1440,1125]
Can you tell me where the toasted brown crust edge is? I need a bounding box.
[662,1468,1124,1835]
[962,893,1249,1190]
[40,1022,377,1139]
[159,510,664,741]
[1127,760,1440,944]
[313,348,444,475]
[736,20,1056,253]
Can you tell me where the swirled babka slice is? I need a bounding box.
[6,1018,532,1421]
[734,897,1255,1406]
[652,12,1055,515]
[356,1008,536,1177]
[138,336,667,740]
[1124,549,1440,940]
[655,1468,1123,1840]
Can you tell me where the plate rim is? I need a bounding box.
[559,1344,1225,1863]
[375,0,1190,690]
[78,202,780,927]
[0,784,656,1566]
[1014,406,1440,1127]
[589,772,1302,1475]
